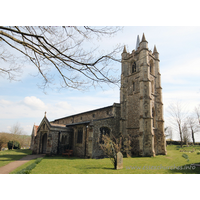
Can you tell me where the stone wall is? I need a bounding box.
[92,115,120,158]
[52,105,116,125]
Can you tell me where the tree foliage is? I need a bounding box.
[0,26,123,90]
[0,133,9,150]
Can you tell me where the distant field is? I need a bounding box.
[27,145,200,174]
[0,149,32,167]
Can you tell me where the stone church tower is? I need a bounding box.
[120,33,166,156]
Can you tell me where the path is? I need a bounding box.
[0,154,45,174]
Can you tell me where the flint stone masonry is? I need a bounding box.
[31,34,166,158]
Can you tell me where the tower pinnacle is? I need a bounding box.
[141,33,147,42]
[135,35,140,50]
[123,45,127,53]
[153,45,158,54]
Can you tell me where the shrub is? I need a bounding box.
[13,141,21,149]
[182,153,189,162]
[7,141,13,150]
[197,152,200,155]
[35,157,43,164]
[7,140,21,150]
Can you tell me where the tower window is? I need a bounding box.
[132,62,136,73]
[150,60,154,75]
[133,82,135,91]
[93,114,95,118]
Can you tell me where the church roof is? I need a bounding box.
[50,123,66,127]
[66,121,91,126]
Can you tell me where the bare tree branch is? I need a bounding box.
[167,102,188,147]
[0,26,123,90]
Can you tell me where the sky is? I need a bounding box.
[1,26,200,142]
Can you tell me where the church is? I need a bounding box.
[30,33,167,158]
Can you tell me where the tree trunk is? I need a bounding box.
[178,124,183,147]
[191,129,195,145]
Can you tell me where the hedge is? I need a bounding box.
[166,141,200,145]
[16,157,43,174]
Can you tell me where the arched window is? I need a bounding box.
[99,127,110,143]
[132,61,136,73]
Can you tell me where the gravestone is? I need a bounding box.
[116,151,123,169]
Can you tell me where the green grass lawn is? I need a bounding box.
[28,145,200,174]
[0,149,32,167]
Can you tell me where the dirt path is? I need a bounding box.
[0,154,45,174]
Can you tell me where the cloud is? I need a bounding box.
[22,96,47,110]
[0,99,12,107]
[55,101,71,110]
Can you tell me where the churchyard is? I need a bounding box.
[1,145,199,174]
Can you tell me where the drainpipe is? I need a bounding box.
[84,126,88,158]
[57,131,60,155]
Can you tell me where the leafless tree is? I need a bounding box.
[0,26,123,90]
[165,126,173,141]
[195,105,200,125]
[167,102,188,147]
[9,122,25,149]
[182,122,190,145]
[98,133,131,169]
[187,116,199,145]
[98,134,122,169]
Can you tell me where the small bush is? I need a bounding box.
[7,141,13,150]
[182,153,189,162]
[197,152,200,155]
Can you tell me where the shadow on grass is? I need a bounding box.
[44,156,82,161]
[0,150,32,162]
[167,162,200,174]
[74,166,115,170]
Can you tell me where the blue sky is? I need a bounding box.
[1,26,200,142]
